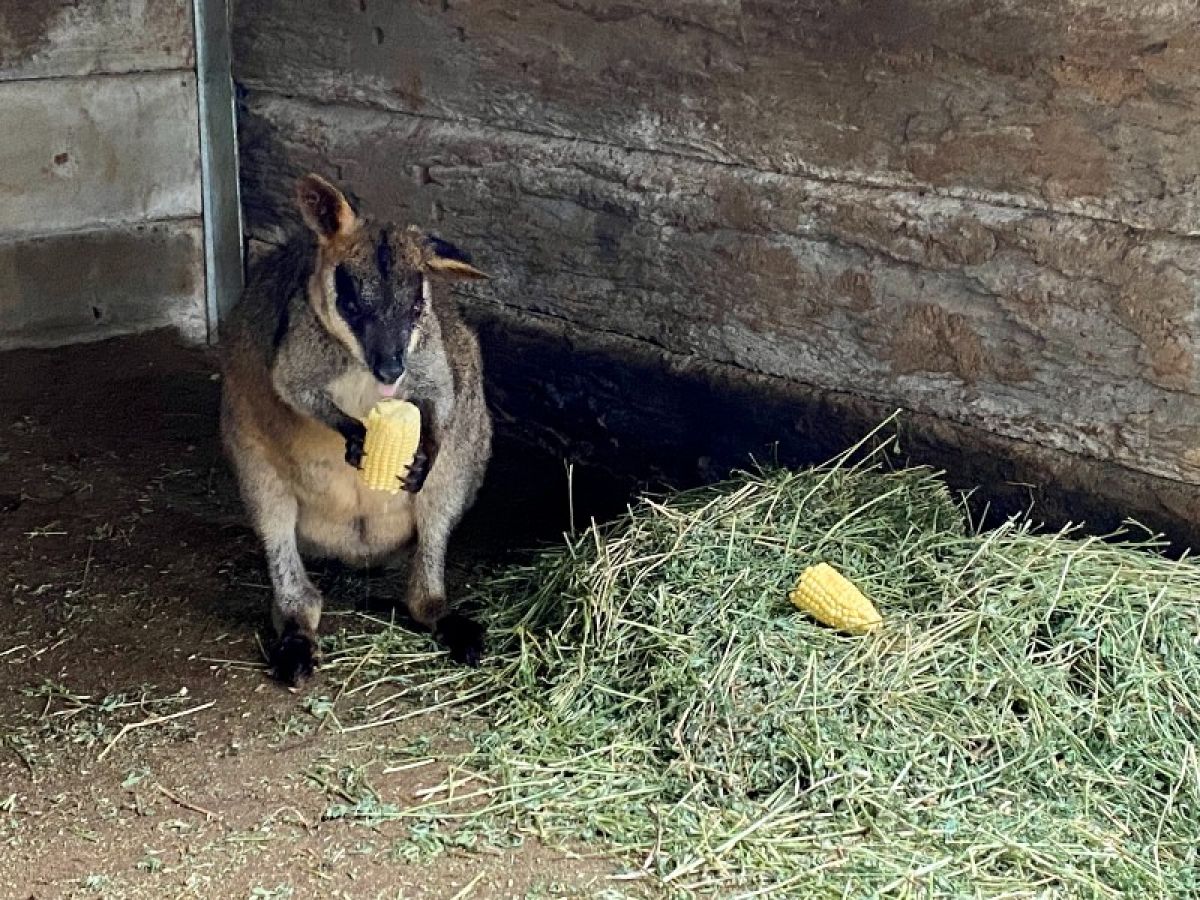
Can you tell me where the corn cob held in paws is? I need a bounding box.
[358,400,421,494]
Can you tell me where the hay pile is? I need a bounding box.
[325,443,1200,897]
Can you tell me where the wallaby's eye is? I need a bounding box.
[334,266,365,321]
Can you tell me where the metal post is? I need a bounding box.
[193,0,243,342]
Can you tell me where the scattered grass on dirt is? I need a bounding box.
[6,681,208,770]
[318,432,1200,898]
[0,333,644,898]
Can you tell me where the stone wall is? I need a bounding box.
[0,1,205,348]
[231,0,1200,543]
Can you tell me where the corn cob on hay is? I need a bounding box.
[789,561,882,634]
[327,461,1200,895]
[358,399,421,494]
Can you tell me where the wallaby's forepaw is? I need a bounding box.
[435,612,485,667]
[343,424,366,469]
[402,444,430,494]
[272,624,319,685]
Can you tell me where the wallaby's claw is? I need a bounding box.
[343,422,367,469]
[402,444,431,493]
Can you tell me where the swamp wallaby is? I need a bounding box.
[220,174,492,683]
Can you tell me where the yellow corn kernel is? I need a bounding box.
[358,399,421,494]
[789,562,882,635]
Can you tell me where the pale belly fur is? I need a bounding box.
[295,470,415,565]
[292,369,417,565]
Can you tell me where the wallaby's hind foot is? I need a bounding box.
[271,621,320,685]
[407,535,485,666]
[434,612,485,667]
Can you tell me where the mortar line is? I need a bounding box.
[0,214,203,245]
[0,67,196,86]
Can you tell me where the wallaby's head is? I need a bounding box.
[294,173,486,394]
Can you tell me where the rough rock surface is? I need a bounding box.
[232,0,1200,540]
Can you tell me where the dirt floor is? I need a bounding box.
[0,333,640,900]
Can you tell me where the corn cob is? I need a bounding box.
[789,562,882,634]
[358,399,421,494]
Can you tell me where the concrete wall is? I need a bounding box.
[231,1,1200,541]
[0,1,206,349]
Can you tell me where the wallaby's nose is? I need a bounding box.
[373,354,404,385]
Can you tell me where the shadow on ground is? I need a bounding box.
[0,331,638,899]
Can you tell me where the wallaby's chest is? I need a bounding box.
[272,363,428,560]
[327,369,387,420]
[286,411,405,513]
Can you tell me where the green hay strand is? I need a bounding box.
[321,446,1200,898]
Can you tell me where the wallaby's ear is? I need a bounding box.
[295,174,357,241]
[424,234,488,280]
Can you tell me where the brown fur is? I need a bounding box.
[220,175,492,681]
